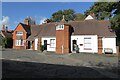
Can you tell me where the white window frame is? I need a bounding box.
[84,37,92,50]
[56,24,64,30]
[50,39,55,48]
[16,39,24,46]
[16,31,23,36]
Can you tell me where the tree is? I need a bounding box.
[2,37,13,48]
[63,9,75,21]
[84,2,114,20]
[74,13,85,21]
[2,37,7,48]
[51,10,63,22]
[50,9,75,22]
[84,2,120,47]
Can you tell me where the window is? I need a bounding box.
[56,24,64,30]
[16,39,24,46]
[84,38,91,50]
[50,39,55,48]
[16,31,23,36]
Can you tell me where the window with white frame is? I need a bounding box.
[50,39,55,47]
[84,37,91,50]
[16,31,23,36]
[56,24,64,30]
[16,39,24,46]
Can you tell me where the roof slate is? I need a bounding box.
[21,19,116,40]
[68,20,115,37]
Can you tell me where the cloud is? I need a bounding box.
[40,17,47,24]
[0,16,9,27]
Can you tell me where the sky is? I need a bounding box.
[1,2,94,30]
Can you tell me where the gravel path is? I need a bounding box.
[1,49,119,78]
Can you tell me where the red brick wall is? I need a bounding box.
[63,25,70,53]
[13,24,27,49]
[32,41,35,50]
[56,24,70,54]
[98,37,103,54]
[38,37,42,50]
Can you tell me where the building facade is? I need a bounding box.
[12,15,117,55]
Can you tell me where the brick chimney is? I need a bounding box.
[24,17,36,25]
[56,24,71,54]
[24,18,30,25]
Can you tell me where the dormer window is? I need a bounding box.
[56,24,64,30]
[16,31,23,36]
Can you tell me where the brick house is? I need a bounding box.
[13,15,118,55]
[0,25,13,48]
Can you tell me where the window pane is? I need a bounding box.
[16,39,24,46]
[50,39,55,47]
[16,31,23,36]
[84,38,91,49]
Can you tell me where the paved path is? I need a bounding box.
[1,49,119,78]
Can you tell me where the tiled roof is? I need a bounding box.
[68,20,116,37]
[38,23,56,37]
[1,30,13,38]
[27,35,35,41]
[20,23,31,34]
[27,25,41,41]
[25,19,116,40]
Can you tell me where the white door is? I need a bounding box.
[35,38,38,50]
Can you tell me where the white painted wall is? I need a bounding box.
[35,38,38,50]
[102,37,116,53]
[41,37,56,51]
[71,35,98,53]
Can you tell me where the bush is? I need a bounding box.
[2,38,7,48]
[2,37,13,48]
[40,45,44,52]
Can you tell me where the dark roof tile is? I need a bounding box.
[20,23,31,34]
[27,19,116,40]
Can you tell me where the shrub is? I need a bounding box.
[40,45,44,52]
[2,37,13,48]
[2,37,7,48]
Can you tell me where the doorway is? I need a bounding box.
[27,41,33,49]
[44,40,47,50]
[72,40,77,51]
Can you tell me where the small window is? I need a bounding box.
[84,37,92,50]
[16,39,24,46]
[16,31,23,36]
[50,39,55,48]
[56,24,64,30]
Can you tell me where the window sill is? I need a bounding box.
[50,47,55,48]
